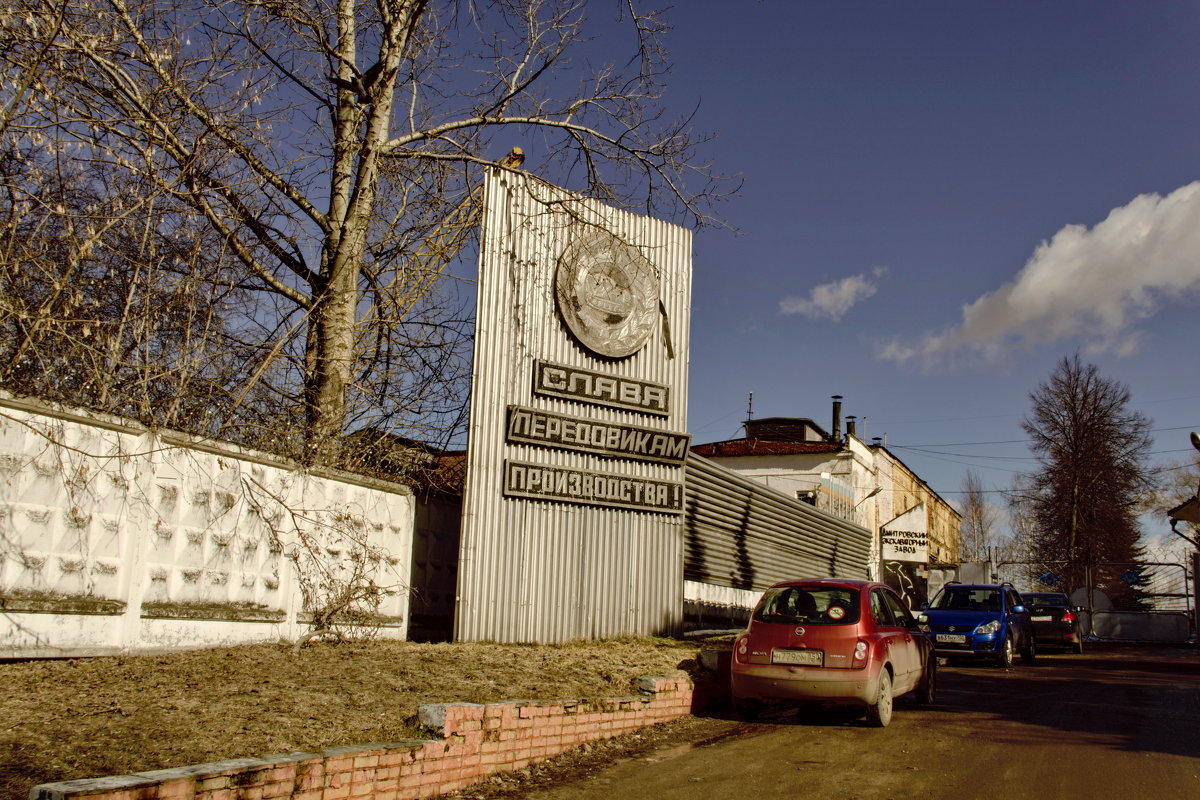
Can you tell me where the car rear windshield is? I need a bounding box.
[1022,593,1068,606]
[753,586,861,625]
[930,587,1002,612]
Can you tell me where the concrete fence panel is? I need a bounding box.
[0,396,414,657]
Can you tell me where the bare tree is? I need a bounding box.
[1020,353,1156,605]
[996,473,1039,589]
[0,142,300,440]
[0,0,726,466]
[959,469,998,562]
[1157,451,1200,550]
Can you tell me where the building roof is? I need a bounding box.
[743,416,831,442]
[690,439,842,457]
[1168,495,1200,525]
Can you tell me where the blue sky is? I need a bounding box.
[662,1,1199,534]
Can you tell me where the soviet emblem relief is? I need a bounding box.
[555,227,660,358]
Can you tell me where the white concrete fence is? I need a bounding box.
[0,395,414,657]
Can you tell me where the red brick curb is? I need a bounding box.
[29,675,695,800]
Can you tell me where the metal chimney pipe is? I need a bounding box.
[846,416,857,438]
[831,395,842,442]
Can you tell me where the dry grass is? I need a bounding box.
[0,637,708,800]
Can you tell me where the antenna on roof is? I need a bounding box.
[747,391,754,421]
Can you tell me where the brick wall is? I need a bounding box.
[29,675,695,800]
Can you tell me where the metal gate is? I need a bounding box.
[994,559,1194,644]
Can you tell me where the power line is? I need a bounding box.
[869,412,1022,426]
[895,439,1027,446]
[874,397,1200,428]
[893,424,1196,449]
[891,446,1196,496]
[891,448,1026,475]
[891,446,1035,461]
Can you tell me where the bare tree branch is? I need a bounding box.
[0,0,731,469]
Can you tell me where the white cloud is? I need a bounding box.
[780,267,886,321]
[878,181,1200,367]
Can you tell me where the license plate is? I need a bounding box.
[772,649,823,666]
[1032,615,1052,622]
[936,634,966,644]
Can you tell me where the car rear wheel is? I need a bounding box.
[916,658,937,704]
[865,669,894,727]
[732,695,763,722]
[997,633,1014,668]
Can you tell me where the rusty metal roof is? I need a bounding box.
[690,439,842,457]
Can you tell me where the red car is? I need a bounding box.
[730,578,936,727]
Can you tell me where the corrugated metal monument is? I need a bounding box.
[456,167,691,642]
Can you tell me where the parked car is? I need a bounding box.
[1021,591,1085,654]
[729,578,936,727]
[920,582,1035,667]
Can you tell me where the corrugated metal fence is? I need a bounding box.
[684,454,872,592]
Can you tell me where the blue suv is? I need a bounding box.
[919,583,1035,667]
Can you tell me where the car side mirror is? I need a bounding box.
[1011,605,1028,614]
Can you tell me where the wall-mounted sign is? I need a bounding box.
[555,227,660,358]
[881,503,928,563]
[881,530,928,562]
[507,406,689,464]
[532,360,669,416]
[503,460,683,513]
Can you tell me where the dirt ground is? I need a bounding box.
[0,636,730,800]
[439,715,742,800]
[473,644,1200,800]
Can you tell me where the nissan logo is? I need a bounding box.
[794,627,806,636]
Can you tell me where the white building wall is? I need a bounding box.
[0,396,414,657]
[704,453,836,499]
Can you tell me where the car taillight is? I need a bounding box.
[1061,610,1075,624]
[735,634,750,663]
[853,640,869,667]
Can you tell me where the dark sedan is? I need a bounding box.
[1021,592,1084,653]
